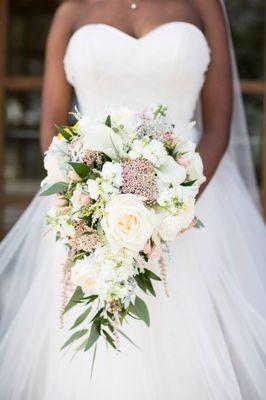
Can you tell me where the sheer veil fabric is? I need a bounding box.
[0,2,266,400]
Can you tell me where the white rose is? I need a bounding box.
[156,201,195,241]
[101,162,123,187]
[71,257,97,295]
[101,194,158,253]
[78,122,123,159]
[41,151,69,187]
[187,153,206,184]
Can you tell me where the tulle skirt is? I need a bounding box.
[0,152,266,400]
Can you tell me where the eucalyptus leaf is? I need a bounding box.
[64,286,84,314]
[70,306,92,330]
[129,297,150,327]
[102,329,116,349]
[118,329,142,350]
[61,329,88,350]
[84,322,100,352]
[90,307,104,323]
[40,182,68,196]
[90,344,97,380]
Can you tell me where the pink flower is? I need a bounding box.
[68,170,82,182]
[55,196,68,207]
[143,240,152,255]
[80,193,93,206]
[177,156,190,167]
[150,248,161,261]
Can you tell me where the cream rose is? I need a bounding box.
[101,194,158,253]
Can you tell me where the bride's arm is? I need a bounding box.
[40,2,78,153]
[194,0,233,195]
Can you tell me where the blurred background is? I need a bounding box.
[0,0,265,238]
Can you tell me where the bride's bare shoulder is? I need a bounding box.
[50,0,82,39]
[190,0,226,27]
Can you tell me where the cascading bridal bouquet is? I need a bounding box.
[40,104,205,362]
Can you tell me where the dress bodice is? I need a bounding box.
[64,22,210,128]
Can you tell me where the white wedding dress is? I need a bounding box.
[0,22,266,400]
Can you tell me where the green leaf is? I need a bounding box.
[84,322,100,352]
[194,218,205,229]
[55,124,72,141]
[102,329,116,349]
[118,329,142,350]
[90,344,97,380]
[144,268,161,281]
[105,115,111,128]
[68,162,92,179]
[61,329,88,350]
[143,276,156,297]
[90,307,104,323]
[136,272,156,297]
[40,182,68,196]
[135,274,147,294]
[181,180,197,187]
[70,306,92,330]
[64,286,84,314]
[129,296,150,327]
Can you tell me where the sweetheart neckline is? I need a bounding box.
[67,21,210,51]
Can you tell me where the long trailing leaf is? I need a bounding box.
[70,306,92,330]
[40,182,68,196]
[144,268,161,281]
[61,329,88,350]
[90,344,98,380]
[102,329,116,349]
[64,286,84,314]
[84,322,100,352]
[118,329,142,350]
[90,307,104,323]
[129,296,150,327]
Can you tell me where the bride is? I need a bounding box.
[0,0,266,399]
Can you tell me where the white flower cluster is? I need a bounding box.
[71,246,137,305]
